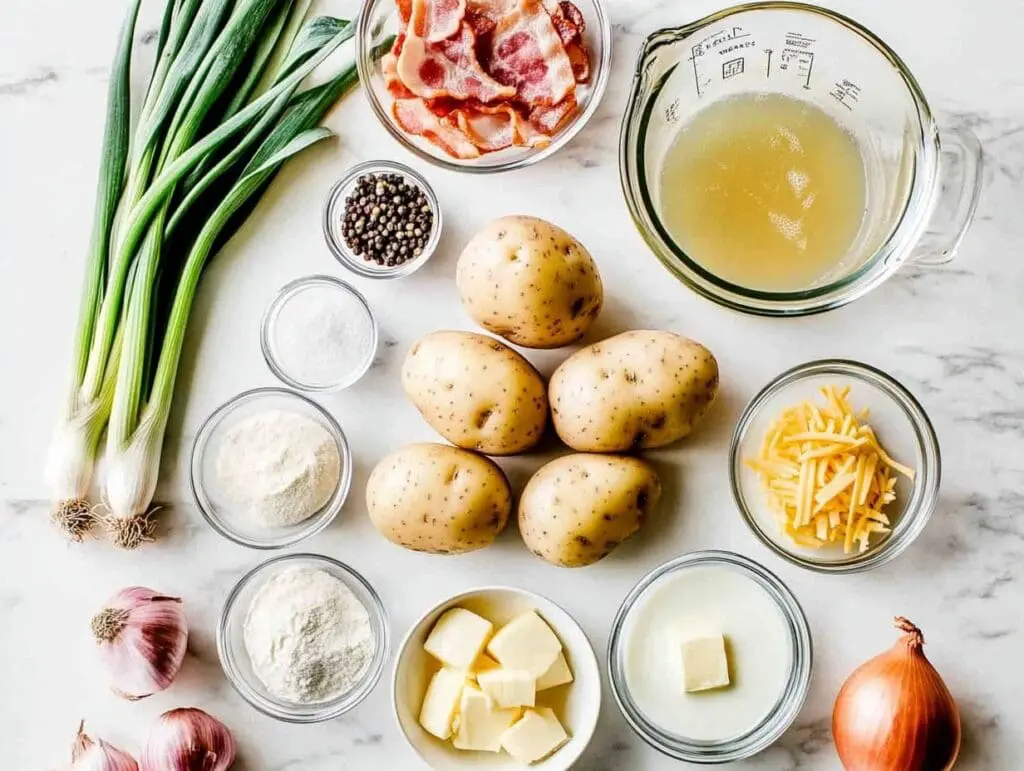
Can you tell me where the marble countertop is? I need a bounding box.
[2,0,1022,768]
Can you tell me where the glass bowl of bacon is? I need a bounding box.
[356,0,610,172]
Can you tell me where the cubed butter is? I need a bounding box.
[476,668,536,708]
[680,634,730,693]
[424,607,494,670]
[452,684,520,752]
[468,653,501,681]
[486,611,562,678]
[418,668,466,739]
[535,652,573,691]
[501,707,569,764]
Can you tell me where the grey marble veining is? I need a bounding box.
[2,0,1023,768]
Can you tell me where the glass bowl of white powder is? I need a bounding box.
[190,388,353,549]
[261,275,379,392]
[218,553,389,723]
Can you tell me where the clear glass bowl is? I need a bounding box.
[323,160,443,279]
[217,553,390,723]
[190,388,353,550]
[355,0,612,173]
[608,551,813,764]
[261,274,379,389]
[730,359,941,573]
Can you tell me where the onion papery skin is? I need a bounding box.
[833,618,961,771]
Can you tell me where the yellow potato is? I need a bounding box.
[518,454,662,567]
[456,215,603,349]
[402,331,548,455]
[549,330,718,452]
[366,443,511,554]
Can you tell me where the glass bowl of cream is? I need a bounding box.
[190,387,353,549]
[607,550,812,763]
[217,553,390,723]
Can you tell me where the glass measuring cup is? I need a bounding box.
[620,2,983,316]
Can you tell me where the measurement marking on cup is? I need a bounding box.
[765,48,773,78]
[829,79,862,110]
[723,58,745,79]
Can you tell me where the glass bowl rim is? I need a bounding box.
[190,386,354,550]
[354,0,613,174]
[322,159,444,279]
[216,552,390,723]
[729,358,942,573]
[260,273,380,390]
[618,0,941,316]
[606,550,813,763]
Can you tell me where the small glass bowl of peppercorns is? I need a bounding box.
[323,160,442,280]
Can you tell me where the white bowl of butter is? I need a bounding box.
[392,587,600,770]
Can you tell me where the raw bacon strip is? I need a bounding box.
[383,52,416,98]
[529,93,577,134]
[551,14,577,45]
[558,1,585,36]
[565,39,590,82]
[409,0,467,42]
[488,0,575,106]
[393,98,482,158]
[467,0,519,23]
[397,24,517,102]
[453,106,518,151]
[397,0,413,23]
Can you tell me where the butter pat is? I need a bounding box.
[469,653,501,681]
[680,634,730,693]
[535,652,573,691]
[501,707,569,764]
[425,608,494,670]
[419,668,467,739]
[486,611,562,678]
[452,684,521,752]
[477,668,536,708]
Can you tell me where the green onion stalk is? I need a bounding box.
[47,0,367,546]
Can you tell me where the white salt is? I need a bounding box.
[272,283,375,388]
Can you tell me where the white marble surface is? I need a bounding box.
[2,0,1023,768]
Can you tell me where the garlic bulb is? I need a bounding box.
[91,587,188,699]
[140,708,236,771]
[63,721,138,771]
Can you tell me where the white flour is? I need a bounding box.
[243,566,375,703]
[215,409,341,528]
[272,283,375,387]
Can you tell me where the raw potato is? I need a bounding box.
[366,443,511,554]
[456,215,603,349]
[549,330,719,452]
[402,331,548,455]
[518,454,662,567]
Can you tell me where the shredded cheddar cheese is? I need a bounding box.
[746,385,915,554]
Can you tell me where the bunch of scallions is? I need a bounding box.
[47,0,378,547]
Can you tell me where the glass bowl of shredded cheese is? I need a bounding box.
[730,359,940,574]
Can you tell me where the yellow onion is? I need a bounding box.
[833,617,960,771]
[139,708,236,771]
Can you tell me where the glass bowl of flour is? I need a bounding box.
[190,387,353,549]
[218,553,389,722]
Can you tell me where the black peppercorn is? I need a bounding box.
[340,172,434,268]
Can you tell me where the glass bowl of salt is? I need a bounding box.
[261,275,379,392]
[190,387,353,549]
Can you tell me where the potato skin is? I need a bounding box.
[518,454,662,567]
[402,331,548,455]
[366,443,511,554]
[456,215,603,349]
[549,331,719,452]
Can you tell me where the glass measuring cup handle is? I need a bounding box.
[912,124,984,266]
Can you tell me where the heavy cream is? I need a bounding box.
[621,564,791,742]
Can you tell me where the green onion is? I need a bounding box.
[49,0,366,546]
